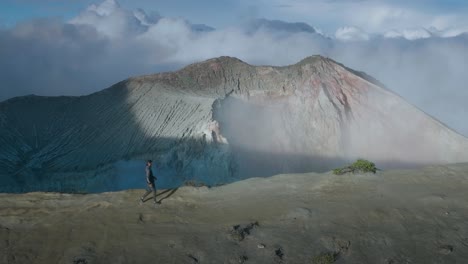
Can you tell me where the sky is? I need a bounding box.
[0,0,467,136]
[1,0,468,31]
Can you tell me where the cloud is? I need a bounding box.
[384,28,432,40]
[86,0,120,16]
[335,26,369,41]
[332,36,468,136]
[70,0,147,38]
[382,27,468,40]
[0,19,108,99]
[434,26,468,38]
[252,0,468,34]
[0,0,467,137]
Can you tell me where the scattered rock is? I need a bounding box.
[336,240,351,254]
[321,236,351,255]
[239,255,248,263]
[73,258,88,264]
[275,247,284,260]
[62,244,96,264]
[138,213,144,223]
[438,245,454,255]
[461,238,468,247]
[257,244,266,249]
[284,207,312,221]
[230,222,259,242]
[0,225,11,248]
[385,256,411,264]
[188,254,199,263]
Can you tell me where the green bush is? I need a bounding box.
[353,159,377,173]
[333,159,377,175]
[312,252,336,264]
[333,168,344,175]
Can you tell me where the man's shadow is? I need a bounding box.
[142,188,178,204]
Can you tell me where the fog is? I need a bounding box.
[211,70,468,178]
[0,0,467,136]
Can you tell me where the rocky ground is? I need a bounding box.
[1,163,468,264]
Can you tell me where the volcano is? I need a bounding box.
[1,56,467,192]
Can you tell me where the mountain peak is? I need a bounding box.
[296,55,328,65]
[174,56,251,75]
[246,18,317,35]
[87,0,120,16]
[128,55,384,95]
[204,56,248,65]
[185,55,334,72]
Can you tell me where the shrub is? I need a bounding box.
[312,252,337,264]
[333,159,377,175]
[183,180,207,187]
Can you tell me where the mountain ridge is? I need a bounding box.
[0,55,408,115]
[1,55,467,193]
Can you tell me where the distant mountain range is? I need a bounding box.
[71,0,468,41]
[244,18,320,35]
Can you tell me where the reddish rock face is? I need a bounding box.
[0,55,467,192]
[206,56,468,168]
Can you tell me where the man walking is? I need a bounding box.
[140,160,157,205]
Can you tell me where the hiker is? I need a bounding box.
[140,160,157,205]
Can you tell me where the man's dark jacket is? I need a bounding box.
[146,165,156,184]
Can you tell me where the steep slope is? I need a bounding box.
[0,56,467,192]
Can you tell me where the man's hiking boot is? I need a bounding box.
[139,197,144,203]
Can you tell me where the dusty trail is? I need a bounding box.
[1,163,468,263]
